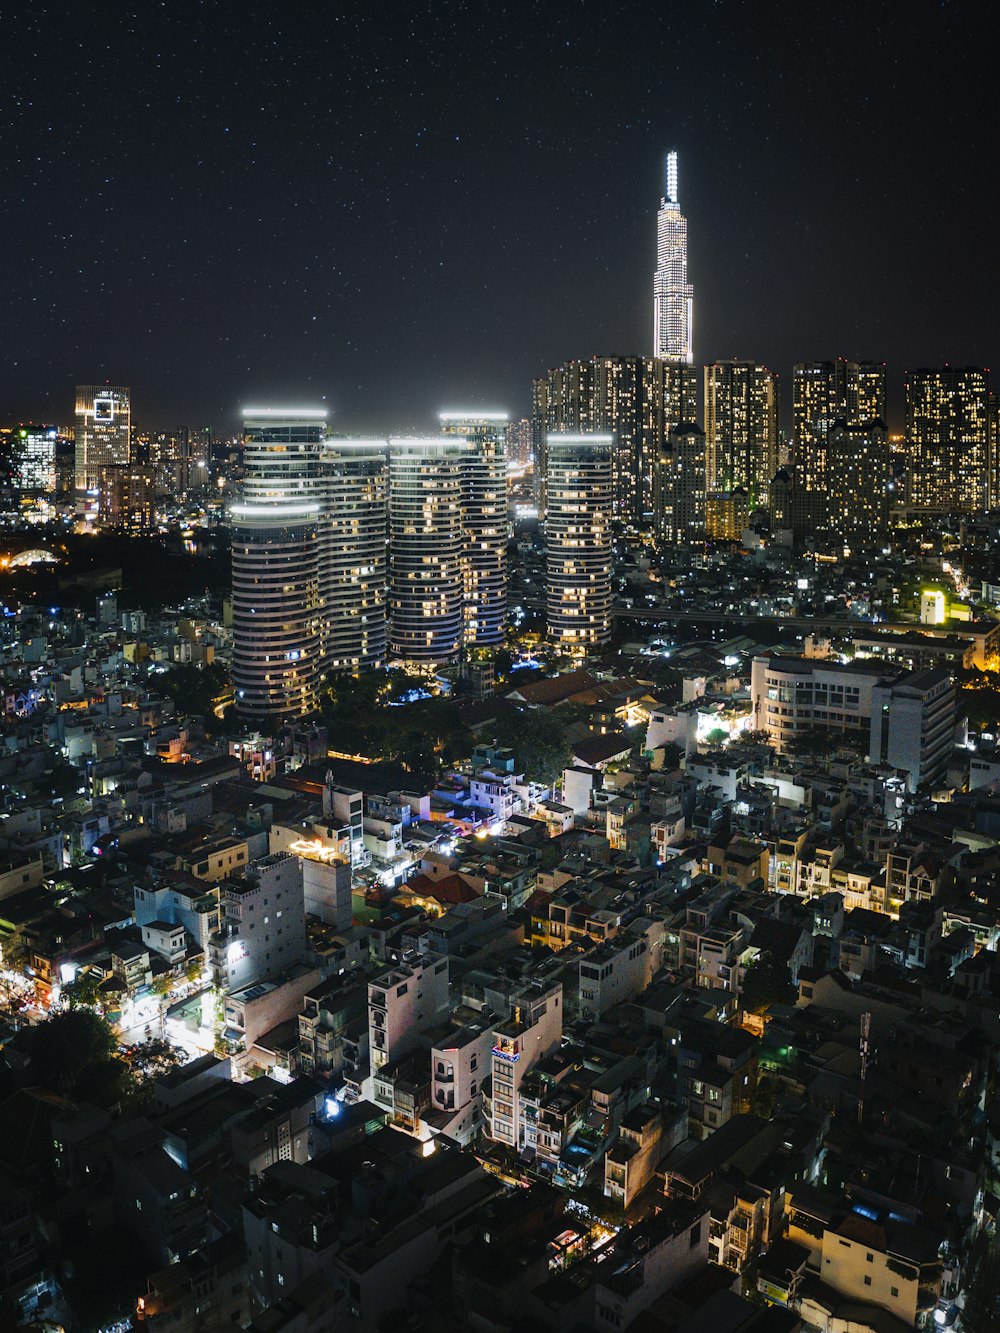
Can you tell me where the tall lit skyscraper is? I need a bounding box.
[98,463,155,531]
[655,423,707,543]
[506,417,532,469]
[545,435,613,652]
[827,420,889,546]
[15,429,58,491]
[905,367,989,512]
[704,361,778,505]
[532,355,696,522]
[792,360,886,495]
[652,151,693,364]
[439,413,508,647]
[230,409,327,720]
[768,466,822,547]
[388,438,468,663]
[322,439,389,671]
[74,384,130,490]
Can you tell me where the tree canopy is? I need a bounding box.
[490,706,575,786]
[31,1007,123,1099]
[319,670,472,776]
[29,1009,185,1108]
[158,660,231,728]
[741,957,798,1015]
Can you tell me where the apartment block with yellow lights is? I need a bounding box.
[792,359,886,497]
[544,434,613,651]
[905,365,989,511]
[704,360,778,505]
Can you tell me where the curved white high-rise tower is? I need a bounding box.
[653,151,694,365]
[388,438,469,663]
[322,439,389,671]
[439,411,508,647]
[230,408,327,719]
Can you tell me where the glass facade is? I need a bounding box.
[74,384,130,490]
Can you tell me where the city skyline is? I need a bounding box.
[2,8,1000,1331]
[2,3,996,430]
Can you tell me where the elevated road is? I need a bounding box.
[514,595,991,641]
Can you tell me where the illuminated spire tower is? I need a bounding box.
[653,151,694,364]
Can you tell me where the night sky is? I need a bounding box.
[3,1,995,433]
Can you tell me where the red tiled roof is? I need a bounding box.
[404,871,481,906]
[507,668,600,705]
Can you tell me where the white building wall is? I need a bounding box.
[487,984,563,1149]
[368,956,450,1073]
[221,853,306,992]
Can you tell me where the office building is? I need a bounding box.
[870,669,955,793]
[322,439,389,671]
[826,419,889,546]
[704,361,778,504]
[439,412,508,647]
[792,360,887,498]
[652,150,694,364]
[74,384,130,490]
[905,366,989,511]
[750,655,955,791]
[545,434,613,652]
[388,438,468,663]
[532,355,696,521]
[149,428,210,497]
[14,430,57,491]
[230,408,327,720]
[655,423,707,543]
[751,656,886,754]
